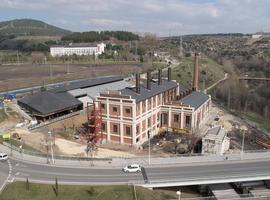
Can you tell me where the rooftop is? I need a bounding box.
[120,79,178,103]
[18,76,124,115]
[178,91,210,109]
[18,91,82,116]
[51,76,124,93]
[51,43,103,48]
[204,126,227,141]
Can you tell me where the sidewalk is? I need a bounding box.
[1,144,270,169]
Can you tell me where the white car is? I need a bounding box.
[0,153,8,161]
[122,164,142,173]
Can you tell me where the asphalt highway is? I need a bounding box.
[0,157,270,186]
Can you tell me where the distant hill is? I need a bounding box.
[0,19,71,36]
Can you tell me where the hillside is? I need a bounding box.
[0,19,71,36]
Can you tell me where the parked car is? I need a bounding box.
[122,164,142,173]
[0,153,8,161]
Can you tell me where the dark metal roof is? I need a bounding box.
[120,79,178,102]
[18,91,82,115]
[178,91,210,109]
[51,43,101,48]
[51,76,124,93]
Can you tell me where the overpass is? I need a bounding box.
[0,156,269,189]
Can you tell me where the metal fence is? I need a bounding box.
[3,142,112,161]
[2,141,270,161]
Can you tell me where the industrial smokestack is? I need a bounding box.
[158,69,162,85]
[168,67,171,81]
[192,53,199,91]
[147,71,151,90]
[136,73,140,94]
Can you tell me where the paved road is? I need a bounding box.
[0,160,10,192]
[1,157,270,187]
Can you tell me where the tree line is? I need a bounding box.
[62,31,139,42]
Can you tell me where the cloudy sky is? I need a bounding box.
[0,0,269,35]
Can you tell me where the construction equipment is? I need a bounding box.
[84,101,103,146]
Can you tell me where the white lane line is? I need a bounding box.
[0,159,13,192]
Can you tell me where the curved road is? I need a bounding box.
[1,157,270,187]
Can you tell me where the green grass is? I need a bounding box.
[9,139,42,153]
[171,56,225,89]
[243,111,270,132]
[0,182,160,200]
[0,108,8,123]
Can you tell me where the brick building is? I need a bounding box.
[95,55,211,146]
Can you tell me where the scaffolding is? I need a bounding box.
[86,101,103,146]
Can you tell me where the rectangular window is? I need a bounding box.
[136,125,139,134]
[174,114,179,123]
[186,115,191,128]
[101,103,105,109]
[125,108,131,114]
[113,124,118,134]
[101,123,106,131]
[113,107,118,112]
[148,117,151,128]
[126,126,131,136]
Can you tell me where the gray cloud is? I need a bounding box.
[1,0,270,35]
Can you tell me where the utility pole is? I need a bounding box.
[50,64,53,82]
[241,128,246,160]
[148,131,151,165]
[66,62,70,74]
[16,50,20,65]
[135,41,138,57]
[48,131,54,164]
[227,87,231,110]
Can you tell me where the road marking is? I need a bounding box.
[0,160,12,192]
[15,163,27,168]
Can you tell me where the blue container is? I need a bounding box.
[0,102,4,108]
[5,93,16,99]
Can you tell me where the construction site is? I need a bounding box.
[0,53,270,158]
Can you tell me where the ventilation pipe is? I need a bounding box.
[158,69,162,85]
[168,67,172,81]
[147,71,151,90]
[136,73,140,94]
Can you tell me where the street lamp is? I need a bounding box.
[48,131,54,164]
[240,126,247,160]
[176,190,181,200]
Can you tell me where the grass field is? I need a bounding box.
[0,63,142,92]
[0,182,175,200]
[0,108,8,123]
[243,111,270,132]
[171,56,225,89]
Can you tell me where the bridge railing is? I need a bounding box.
[129,173,270,187]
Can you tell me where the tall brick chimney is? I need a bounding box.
[192,53,199,91]
[147,71,151,90]
[136,73,140,94]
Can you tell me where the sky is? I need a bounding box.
[0,0,270,36]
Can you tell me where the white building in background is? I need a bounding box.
[202,126,230,155]
[50,43,106,57]
[251,34,262,39]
